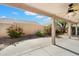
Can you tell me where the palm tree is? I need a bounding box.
[55,19,67,34]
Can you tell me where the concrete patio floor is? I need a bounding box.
[0,36,79,56]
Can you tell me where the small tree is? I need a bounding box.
[7,24,24,38]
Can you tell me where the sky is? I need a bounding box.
[0,4,52,25]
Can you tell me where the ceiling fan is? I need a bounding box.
[68,3,78,13]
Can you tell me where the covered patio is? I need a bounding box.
[3,3,79,44]
[0,3,79,56]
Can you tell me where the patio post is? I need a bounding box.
[75,24,78,36]
[51,17,56,45]
[68,22,72,39]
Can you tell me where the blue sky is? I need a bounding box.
[0,4,52,25]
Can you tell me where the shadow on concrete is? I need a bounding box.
[55,44,79,56]
[0,34,49,50]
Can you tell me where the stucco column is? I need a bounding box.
[51,17,56,45]
[68,22,72,39]
[75,24,78,36]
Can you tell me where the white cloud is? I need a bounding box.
[0,16,6,18]
[24,11,37,15]
[12,12,18,15]
[36,15,45,19]
[47,17,51,20]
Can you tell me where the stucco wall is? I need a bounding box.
[0,23,44,37]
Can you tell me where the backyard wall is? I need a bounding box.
[0,22,44,37]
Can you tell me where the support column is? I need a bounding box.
[51,17,56,45]
[68,22,72,39]
[75,24,78,36]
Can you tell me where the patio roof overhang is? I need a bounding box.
[1,3,79,24]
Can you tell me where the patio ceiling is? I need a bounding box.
[2,3,79,24]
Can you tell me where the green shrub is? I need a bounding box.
[7,25,24,38]
[36,31,45,37]
[44,25,51,36]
